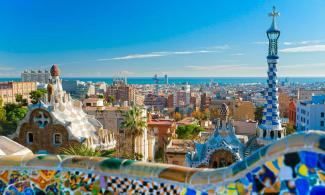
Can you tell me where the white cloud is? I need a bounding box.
[283,42,293,46]
[0,66,13,71]
[282,40,323,46]
[280,44,325,53]
[120,70,135,75]
[204,45,231,50]
[112,53,164,60]
[300,40,322,45]
[97,46,229,61]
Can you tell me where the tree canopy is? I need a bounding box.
[121,106,146,160]
[254,106,264,124]
[176,124,205,139]
[30,89,47,104]
[0,103,27,136]
[59,143,116,157]
[15,94,28,106]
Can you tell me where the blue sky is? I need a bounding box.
[1,0,325,77]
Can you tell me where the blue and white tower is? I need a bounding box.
[257,7,284,145]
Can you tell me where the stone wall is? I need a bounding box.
[15,108,77,154]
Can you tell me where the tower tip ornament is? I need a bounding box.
[50,64,60,77]
[268,6,280,18]
[268,6,280,33]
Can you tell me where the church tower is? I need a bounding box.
[257,7,284,145]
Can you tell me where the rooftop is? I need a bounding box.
[0,136,33,156]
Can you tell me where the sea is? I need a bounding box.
[1,77,325,85]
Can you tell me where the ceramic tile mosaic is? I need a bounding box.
[0,131,324,194]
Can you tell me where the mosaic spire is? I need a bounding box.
[258,6,284,145]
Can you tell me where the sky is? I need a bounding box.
[1,0,325,77]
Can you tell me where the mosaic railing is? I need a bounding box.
[0,130,325,194]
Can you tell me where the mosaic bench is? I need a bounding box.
[0,130,325,194]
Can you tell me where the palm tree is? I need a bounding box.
[121,106,147,160]
[59,143,115,157]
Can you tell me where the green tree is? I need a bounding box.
[97,94,104,99]
[0,99,6,122]
[121,106,146,160]
[176,124,205,139]
[6,107,27,124]
[59,143,116,157]
[15,94,28,106]
[254,106,264,123]
[286,125,296,135]
[154,148,164,163]
[30,89,47,104]
[0,103,28,136]
[0,121,16,136]
[107,95,115,103]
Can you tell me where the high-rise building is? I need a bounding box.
[164,74,168,85]
[257,7,284,145]
[21,70,51,84]
[143,94,167,111]
[200,93,212,111]
[296,95,325,131]
[152,74,159,96]
[106,79,136,106]
[173,84,190,107]
[62,80,79,94]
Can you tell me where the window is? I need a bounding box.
[321,112,324,117]
[321,121,324,127]
[270,131,274,139]
[53,133,62,145]
[263,130,266,138]
[27,132,34,144]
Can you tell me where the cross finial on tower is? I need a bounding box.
[269,6,280,19]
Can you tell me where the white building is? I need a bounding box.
[21,70,51,84]
[296,95,325,131]
[13,65,116,154]
[173,84,191,107]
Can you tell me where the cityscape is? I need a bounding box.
[1,1,325,194]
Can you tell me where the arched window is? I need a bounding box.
[27,132,34,144]
[263,130,267,138]
[278,131,281,138]
[270,131,274,139]
[53,133,62,145]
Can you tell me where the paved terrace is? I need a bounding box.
[0,131,324,194]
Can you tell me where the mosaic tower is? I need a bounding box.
[257,7,284,145]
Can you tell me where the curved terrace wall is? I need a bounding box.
[0,131,324,194]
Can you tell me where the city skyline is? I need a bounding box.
[1,1,325,77]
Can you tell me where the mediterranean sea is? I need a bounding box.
[1,77,325,85]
